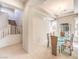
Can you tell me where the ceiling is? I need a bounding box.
[0,0,28,10]
[36,0,74,18]
[0,0,76,17]
[18,0,27,5]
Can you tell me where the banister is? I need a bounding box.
[0,25,22,39]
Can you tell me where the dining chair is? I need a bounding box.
[51,35,57,56]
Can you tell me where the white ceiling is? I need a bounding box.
[37,0,74,18]
[0,0,25,10]
[18,0,27,4]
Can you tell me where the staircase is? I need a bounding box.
[0,25,21,38]
[0,20,22,48]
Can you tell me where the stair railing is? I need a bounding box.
[0,25,22,39]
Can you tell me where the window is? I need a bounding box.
[74,16,78,42]
[49,20,57,35]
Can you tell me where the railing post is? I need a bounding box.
[15,26,16,34]
[0,25,22,39]
[3,30,4,38]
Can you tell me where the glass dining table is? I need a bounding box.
[57,36,70,53]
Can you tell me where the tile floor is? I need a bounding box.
[0,43,77,59]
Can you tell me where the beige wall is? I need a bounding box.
[22,1,49,53]
[22,3,30,52]
[0,34,21,48]
[74,0,78,13]
[0,13,8,30]
[31,9,49,47]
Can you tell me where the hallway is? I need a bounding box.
[0,43,76,59]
